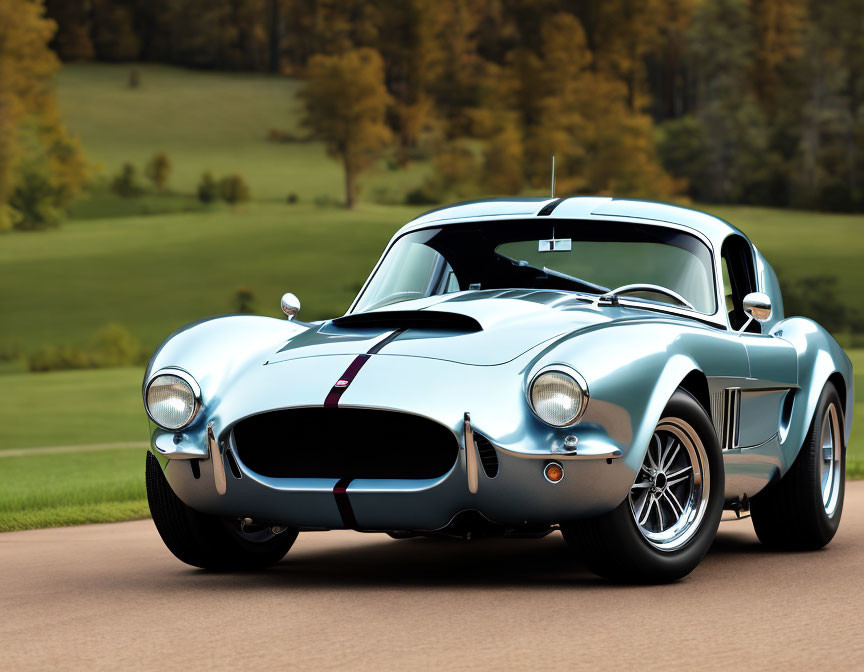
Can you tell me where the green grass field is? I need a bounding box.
[1,64,862,532]
[57,64,429,209]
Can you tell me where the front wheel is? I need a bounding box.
[562,388,724,583]
[750,382,845,550]
[146,452,298,570]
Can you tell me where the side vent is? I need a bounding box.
[474,433,499,478]
[711,388,741,450]
[226,449,243,479]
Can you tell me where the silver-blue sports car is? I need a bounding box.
[144,197,853,582]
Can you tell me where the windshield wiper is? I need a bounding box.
[541,267,609,294]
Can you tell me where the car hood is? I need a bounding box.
[269,289,663,366]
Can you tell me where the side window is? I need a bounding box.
[721,259,734,313]
[721,236,759,333]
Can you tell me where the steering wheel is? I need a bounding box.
[598,283,696,311]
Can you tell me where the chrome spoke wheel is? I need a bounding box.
[629,418,710,551]
[820,403,842,516]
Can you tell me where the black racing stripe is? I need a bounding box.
[366,328,406,354]
[537,198,564,216]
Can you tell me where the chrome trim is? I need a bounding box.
[152,432,208,459]
[208,423,227,496]
[464,412,479,494]
[598,283,696,311]
[143,367,202,430]
[527,364,589,427]
[498,443,622,460]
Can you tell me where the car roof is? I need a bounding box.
[399,196,747,251]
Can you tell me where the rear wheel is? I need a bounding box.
[562,388,724,583]
[146,452,298,569]
[750,382,845,550]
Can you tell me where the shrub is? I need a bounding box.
[780,275,864,336]
[233,286,256,314]
[0,341,22,363]
[404,184,440,205]
[110,162,143,198]
[197,171,218,203]
[0,204,19,232]
[219,174,251,204]
[286,192,298,204]
[26,324,143,372]
[91,323,143,368]
[266,129,300,143]
[146,152,171,191]
[8,162,64,231]
[28,345,91,373]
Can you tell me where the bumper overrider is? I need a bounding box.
[147,353,637,531]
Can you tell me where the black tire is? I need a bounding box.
[750,382,845,550]
[146,452,298,570]
[562,388,724,583]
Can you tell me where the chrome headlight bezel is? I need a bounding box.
[528,364,589,427]
[144,367,202,431]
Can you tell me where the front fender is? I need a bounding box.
[536,322,714,492]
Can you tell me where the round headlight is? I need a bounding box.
[146,372,199,430]
[529,368,587,427]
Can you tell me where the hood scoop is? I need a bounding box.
[331,310,482,333]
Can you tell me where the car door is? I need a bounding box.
[722,235,796,450]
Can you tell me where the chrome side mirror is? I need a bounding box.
[738,291,772,333]
[743,292,772,322]
[280,293,301,320]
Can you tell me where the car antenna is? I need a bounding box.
[551,155,556,198]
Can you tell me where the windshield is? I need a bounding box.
[352,219,717,315]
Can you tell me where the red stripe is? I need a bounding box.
[323,355,370,408]
[333,477,357,528]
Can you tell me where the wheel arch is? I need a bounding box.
[623,355,714,477]
[678,369,712,419]
[773,317,854,464]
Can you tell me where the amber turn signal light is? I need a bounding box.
[544,461,564,483]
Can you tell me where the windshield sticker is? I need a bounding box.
[539,238,572,252]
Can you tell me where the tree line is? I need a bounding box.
[7,0,864,214]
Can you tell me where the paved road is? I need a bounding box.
[3,483,864,671]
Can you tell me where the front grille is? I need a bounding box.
[232,408,459,480]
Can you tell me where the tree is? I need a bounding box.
[0,0,87,232]
[521,12,679,198]
[44,0,94,61]
[197,171,218,203]
[111,163,142,197]
[300,48,392,208]
[219,174,251,203]
[146,152,171,191]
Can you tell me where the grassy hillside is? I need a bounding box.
[56,64,429,208]
[0,202,414,352]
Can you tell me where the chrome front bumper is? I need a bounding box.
[154,414,633,531]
